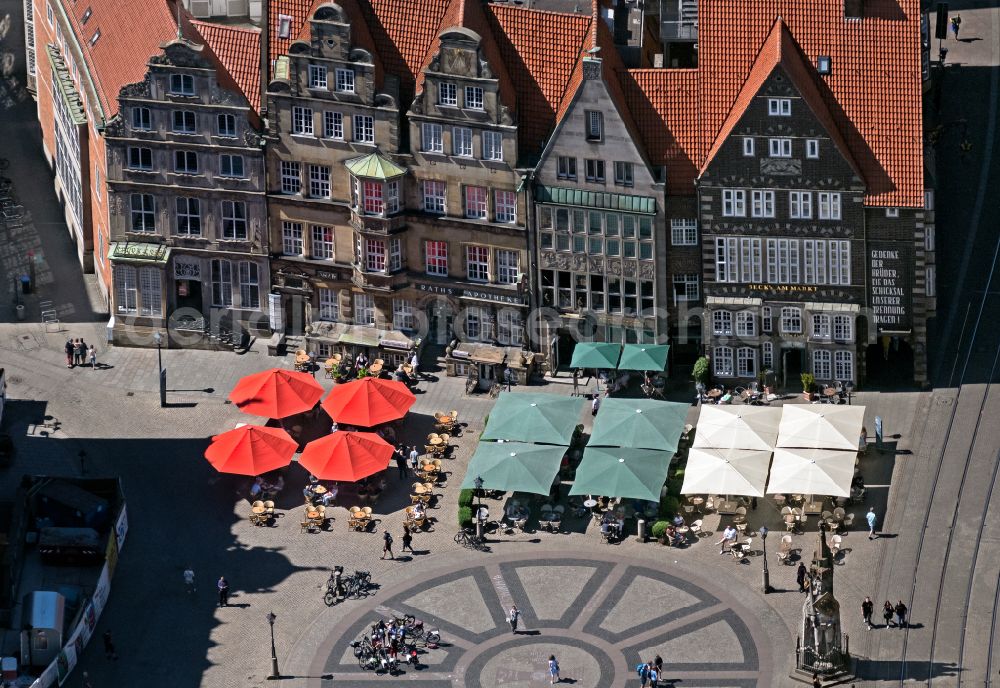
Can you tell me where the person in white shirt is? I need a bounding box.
[183,567,196,593]
[716,525,737,554]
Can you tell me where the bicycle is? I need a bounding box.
[454,527,488,550]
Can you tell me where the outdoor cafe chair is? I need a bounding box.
[776,535,793,564]
[734,506,748,534]
[690,519,703,538]
[264,500,276,517]
[732,537,752,560]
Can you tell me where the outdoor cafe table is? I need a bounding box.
[717,500,739,514]
[583,499,598,508]
[314,485,328,495]
[306,509,321,519]
[803,500,825,515]
[252,505,266,515]
[429,437,444,446]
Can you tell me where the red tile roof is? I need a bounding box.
[270,0,317,63]
[60,0,179,117]
[191,21,263,113]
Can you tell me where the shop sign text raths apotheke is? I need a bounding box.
[869,247,912,331]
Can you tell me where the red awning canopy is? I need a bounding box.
[228,368,324,419]
[298,431,393,482]
[321,377,415,427]
[204,425,297,476]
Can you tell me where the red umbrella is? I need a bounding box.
[229,368,324,418]
[298,431,393,481]
[321,377,416,427]
[204,425,298,475]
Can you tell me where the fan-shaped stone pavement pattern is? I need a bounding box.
[307,552,772,687]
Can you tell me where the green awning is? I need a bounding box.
[534,185,657,214]
[570,342,621,370]
[46,46,86,125]
[588,398,689,452]
[109,242,171,264]
[345,152,406,180]
[569,446,672,502]
[460,441,566,495]
[481,392,585,445]
[617,344,669,372]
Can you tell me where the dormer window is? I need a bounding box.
[464,86,483,110]
[277,14,292,39]
[585,111,603,141]
[335,68,355,93]
[767,98,791,116]
[439,82,457,106]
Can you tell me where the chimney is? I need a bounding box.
[844,0,863,19]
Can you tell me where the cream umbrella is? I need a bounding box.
[766,448,856,497]
[776,405,866,450]
[692,405,781,451]
[681,447,772,497]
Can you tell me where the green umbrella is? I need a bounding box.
[569,342,621,370]
[460,441,567,495]
[569,446,672,502]
[588,398,689,451]
[617,344,670,372]
[481,392,585,445]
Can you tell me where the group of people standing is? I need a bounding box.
[862,596,908,629]
[64,338,96,369]
[636,655,665,687]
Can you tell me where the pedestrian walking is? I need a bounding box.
[508,604,520,634]
[862,597,874,629]
[408,446,420,472]
[81,671,94,688]
[394,446,408,479]
[797,563,809,592]
[64,339,74,368]
[648,664,659,687]
[548,655,560,684]
[591,394,601,416]
[895,600,908,628]
[402,525,414,553]
[184,567,196,593]
[74,339,86,366]
[572,369,580,397]
[381,530,394,559]
[951,14,961,39]
[882,600,894,628]
[636,661,651,687]
[87,344,97,369]
[217,576,230,607]
[654,655,663,675]
[102,630,118,660]
[866,507,878,539]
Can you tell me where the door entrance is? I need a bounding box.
[866,336,915,388]
[781,347,805,390]
[284,295,307,335]
[175,280,203,314]
[478,363,496,391]
[428,301,455,345]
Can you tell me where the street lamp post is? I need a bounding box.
[153,331,166,407]
[267,611,280,679]
[474,475,484,539]
[760,525,772,594]
[845,380,854,406]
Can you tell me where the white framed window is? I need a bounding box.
[211,259,233,307]
[496,249,519,284]
[132,107,151,130]
[282,221,303,255]
[323,111,343,139]
[139,267,162,316]
[365,238,386,272]
[738,237,763,283]
[766,238,800,284]
[130,193,155,232]
[334,68,355,93]
[762,341,773,368]
[712,310,733,335]
[585,159,605,183]
[818,192,842,220]
[722,189,746,217]
[128,147,153,170]
[557,156,577,180]
[175,197,201,235]
[497,309,523,345]
[174,150,198,174]
[780,307,802,334]
[736,311,756,337]
[280,161,300,194]
[806,139,819,158]
[751,190,775,218]
[585,111,603,141]
[886,207,899,218]
[238,261,260,309]
[46,1,53,26]
[308,64,327,89]
[393,299,414,330]
[790,191,812,218]
[737,347,756,377]
[465,186,488,219]
[829,240,851,285]
[453,127,473,157]
[217,114,237,137]
[362,180,384,215]
[715,237,738,283]
[812,313,831,340]
[292,106,313,135]
[318,288,339,321]
[421,180,446,213]
[483,131,503,161]
[812,349,832,379]
[713,346,734,376]
[673,274,699,303]
[352,115,374,143]
[425,240,448,275]
[464,86,484,110]
[768,138,792,158]
[927,265,936,297]
[767,98,791,116]
[114,265,137,314]
[439,82,457,106]
[833,315,853,342]
[219,154,245,178]
[422,123,443,153]
[743,137,755,156]
[277,13,291,38]
[466,245,489,282]
[170,73,195,95]
[389,237,402,271]
[925,226,935,252]
[614,161,634,187]
[309,164,331,198]
[354,293,375,326]
[311,225,334,260]
[221,201,247,239]
[670,218,697,245]
[464,306,486,341]
[834,351,854,381]
[495,190,516,223]
[762,306,772,333]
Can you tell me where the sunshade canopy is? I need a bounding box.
[298,431,393,482]
[569,446,672,502]
[321,377,416,427]
[460,441,567,495]
[588,398,689,451]
[766,448,857,497]
[569,342,621,370]
[776,404,866,450]
[204,425,297,476]
[681,447,772,497]
[693,405,782,451]
[228,368,324,419]
[481,392,585,445]
[617,344,669,372]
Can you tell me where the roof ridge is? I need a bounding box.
[190,19,260,35]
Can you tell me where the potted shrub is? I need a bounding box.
[692,356,710,389]
[458,506,473,528]
[651,520,670,545]
[801,372,816,401]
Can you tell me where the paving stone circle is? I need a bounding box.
[307,552,771,687]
